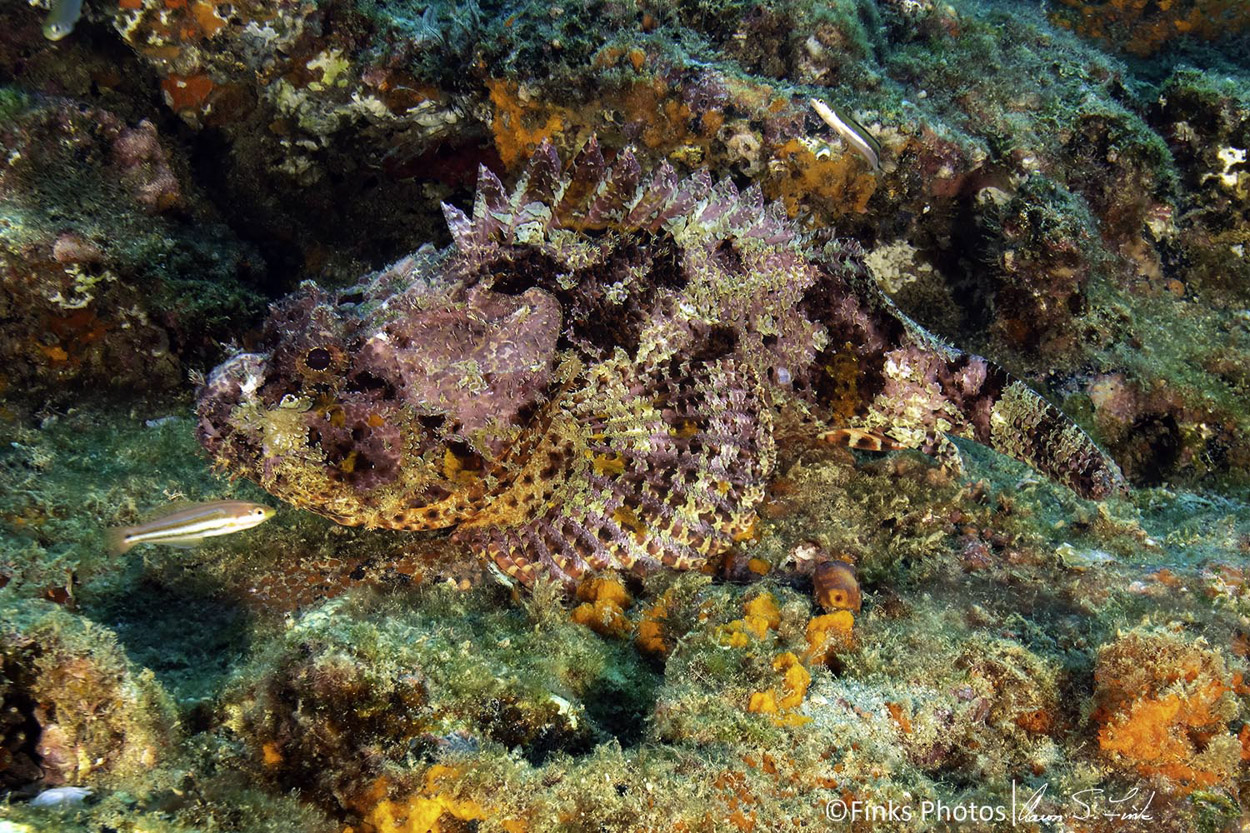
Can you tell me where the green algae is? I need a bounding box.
[0,88,32,125]
[83,575,255,707]
[354,0,638,86]
[1,387,1249,830]
[1,402,243,588]
[225,582,661,764]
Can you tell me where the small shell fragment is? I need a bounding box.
[30,786,93,807]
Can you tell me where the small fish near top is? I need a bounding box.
[810,97,883,171]
[41,0,84,41]
[106,500,274,555]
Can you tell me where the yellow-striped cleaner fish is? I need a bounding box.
[106,500,274,555]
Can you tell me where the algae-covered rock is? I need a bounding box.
[0,89,264,398]
[222,585,657,814]
[1093,625,1246,793]
[0,597,178,795]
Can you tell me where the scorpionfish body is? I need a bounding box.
[196,140,1124,585]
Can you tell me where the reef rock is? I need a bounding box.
[197,140,1123,586]
[0,92,263,397]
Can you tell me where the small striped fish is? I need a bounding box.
[810,98,883,171]
[106,500,274,555]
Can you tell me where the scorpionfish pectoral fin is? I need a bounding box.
[453,353,775,586]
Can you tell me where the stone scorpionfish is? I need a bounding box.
[197,139,1124,587]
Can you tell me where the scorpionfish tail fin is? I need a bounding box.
[928,345,1126,500]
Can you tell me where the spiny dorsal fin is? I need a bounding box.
[583,147,643,229]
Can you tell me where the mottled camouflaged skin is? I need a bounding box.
[197,139,1124,586]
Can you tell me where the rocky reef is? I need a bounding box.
[0,89,265,400]
[1,0,1250,830]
